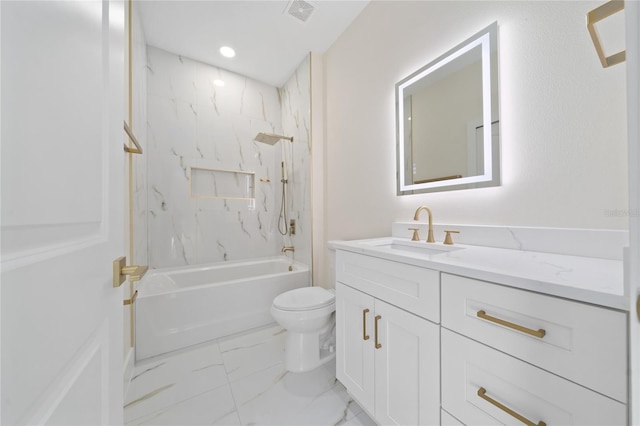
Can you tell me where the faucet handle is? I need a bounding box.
[408,228,420,241]
[443,230,460,245]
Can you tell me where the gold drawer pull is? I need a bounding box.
[374,315,382,349]
[363,309,370,341]
[477,310,546,338]
[477,387,546,426]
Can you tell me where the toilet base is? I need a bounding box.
[284,330,336,373]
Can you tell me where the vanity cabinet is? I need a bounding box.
[441,273,627,425]
[334,245,629,425]
[335,251,440,425]
[336,283,440,426]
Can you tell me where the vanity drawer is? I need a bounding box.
[441,329,626,425]
[336,250,439,322]
[441,273,627,402]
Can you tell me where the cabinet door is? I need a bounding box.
[336,282,375,414]
[374,299,440,426]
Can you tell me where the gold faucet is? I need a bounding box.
[413,206,435,243]
[282,246,295,254]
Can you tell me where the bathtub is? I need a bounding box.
[136,256,309,360]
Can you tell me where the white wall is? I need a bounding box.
[322,1,627,248]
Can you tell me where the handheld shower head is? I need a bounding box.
[254,132,293,145]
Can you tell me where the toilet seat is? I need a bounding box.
[272,287,335,311]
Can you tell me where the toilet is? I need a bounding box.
[271,286,336,373]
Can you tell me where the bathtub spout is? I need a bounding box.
[282,246,295,254]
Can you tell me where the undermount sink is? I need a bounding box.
[359,238,464,256]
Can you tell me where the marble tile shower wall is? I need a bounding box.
[279,56,311,268]
[146,47,311,268]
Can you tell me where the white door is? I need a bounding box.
[336,282,375,415]
[1,0,125,424]
[627,1,640,424]
[374,300,439,426]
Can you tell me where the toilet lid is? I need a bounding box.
[273,287,335,311]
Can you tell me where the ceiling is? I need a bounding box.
[137,0,370,87]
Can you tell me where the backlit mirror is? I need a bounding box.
[396,22,500,195]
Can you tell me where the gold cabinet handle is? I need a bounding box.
[362,308,370,340]
[477,310,546,339]
[123,290,138,306]
[477,387,546,426]
[374,315,382,349]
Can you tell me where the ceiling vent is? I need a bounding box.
[285,0,316,23]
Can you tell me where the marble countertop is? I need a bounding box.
[331,238,627,311]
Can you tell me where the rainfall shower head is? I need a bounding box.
[254,132,294,145]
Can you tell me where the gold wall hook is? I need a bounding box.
[123,290,138,306]
[113,256,149,287]
[123,121,143,154]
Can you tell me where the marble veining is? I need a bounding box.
[146,47,311,269]
[392,222,628,260]
[333,236,627,310]
[124,325,374,426]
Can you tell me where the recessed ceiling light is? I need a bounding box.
[213,79,225,87]
[219,46,235,58]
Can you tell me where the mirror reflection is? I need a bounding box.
[397,22,500,194]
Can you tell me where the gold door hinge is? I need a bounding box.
[113,256,148,287]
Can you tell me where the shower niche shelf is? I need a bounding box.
[189,166,255,200]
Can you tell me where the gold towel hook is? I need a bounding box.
[123,121,143,154]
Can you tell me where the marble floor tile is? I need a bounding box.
[125,325,374,426]
[125,341,228,424]
[339,410,378,426]
[230,361,362,426]
[125,384,239,426]
[219,324,286,382]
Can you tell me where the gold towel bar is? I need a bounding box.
[123,121,143,154]
[587,0,625,68]
[477,387,546,426]
[477,310,546,338]
[123,290,138,306]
